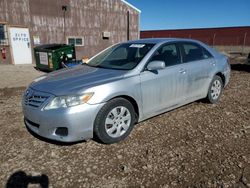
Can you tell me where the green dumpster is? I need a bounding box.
[248,53,250,64]
[34,44,76,71]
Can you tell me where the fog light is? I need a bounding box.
[55,127,68,137]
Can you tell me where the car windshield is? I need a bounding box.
[86,43,155,70]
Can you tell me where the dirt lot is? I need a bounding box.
[0,64,43,88]
[0,58,250,188]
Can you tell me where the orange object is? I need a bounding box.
[82,56,89,63]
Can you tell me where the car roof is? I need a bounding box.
[128,38,201,44]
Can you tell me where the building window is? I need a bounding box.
[67,37,84,46]
[0,24,8,45]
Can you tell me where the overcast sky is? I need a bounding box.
[127,0,250,30]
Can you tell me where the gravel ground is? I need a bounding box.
[0,58,250,188]
[0,64,43,88]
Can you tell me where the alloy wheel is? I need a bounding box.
[211,80,222,100]
[105,106,131,138]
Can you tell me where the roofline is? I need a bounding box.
[141,26,250,32]
[121,0,141,13]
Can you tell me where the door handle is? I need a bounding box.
[179,68,186,74]
[210,62,216,66]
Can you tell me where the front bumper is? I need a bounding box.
[22,98,105,142]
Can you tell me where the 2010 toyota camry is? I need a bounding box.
[22,38,230,144]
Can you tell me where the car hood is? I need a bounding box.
[30,65,127,96]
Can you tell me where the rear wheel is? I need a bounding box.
[206,75,223,103]
[94,98,136,144]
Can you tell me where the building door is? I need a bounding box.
[9,27,32,64]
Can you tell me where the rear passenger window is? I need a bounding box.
[202,47,213,59]
[150,44,181,67]
[182,43,212,62]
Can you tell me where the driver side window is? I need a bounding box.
[151,43,181,67]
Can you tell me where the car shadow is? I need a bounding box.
[230,63,250,73]
[6,171,49,188]
[34,66,51,73]
[25,124,86,146]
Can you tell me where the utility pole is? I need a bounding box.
[62,5,67,43]
[127,11,130,41]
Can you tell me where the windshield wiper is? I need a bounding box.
[82,63,107,69]
[82,63,97,68]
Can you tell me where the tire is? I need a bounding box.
[206,75,223,104]
[93,98,136,144]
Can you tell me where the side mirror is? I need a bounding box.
[147,61,165,71]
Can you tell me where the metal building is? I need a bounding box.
[141,26,250,53]
[0,0,140,64]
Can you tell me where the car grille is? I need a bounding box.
[24,88,51,108]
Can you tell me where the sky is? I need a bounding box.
[126,0,250,30]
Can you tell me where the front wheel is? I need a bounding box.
[206,75,223,103]
[94,98,136,144]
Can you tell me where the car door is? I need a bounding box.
[179,42,215,100]
[140,43,188,117]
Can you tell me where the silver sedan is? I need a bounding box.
[22,38,230,144]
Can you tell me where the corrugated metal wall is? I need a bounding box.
[0,0,140,64]
[141,27,250,47]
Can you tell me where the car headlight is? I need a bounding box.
[44,93,94,110]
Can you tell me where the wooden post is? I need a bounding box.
[242,32,247,54]
[212,33,216,47]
